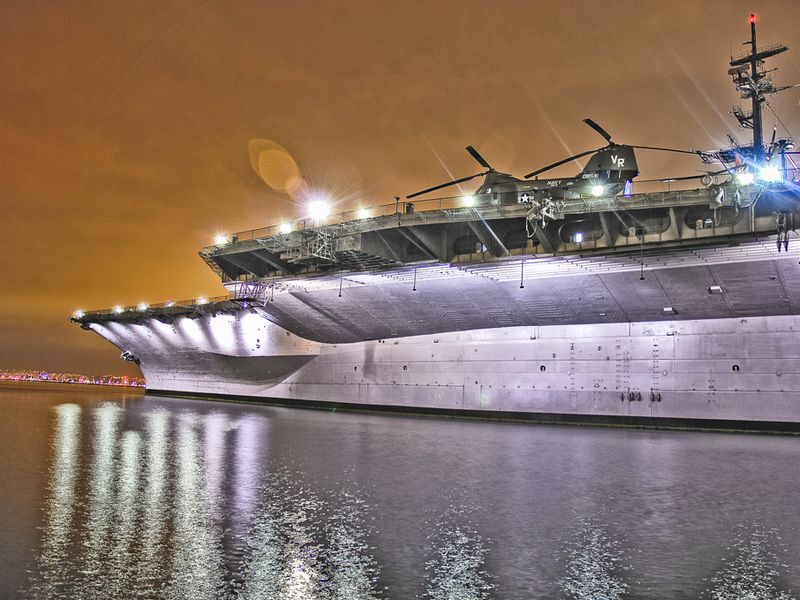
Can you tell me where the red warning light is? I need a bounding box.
[749,14,756,24]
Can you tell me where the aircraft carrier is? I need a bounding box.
[71,16,800,431]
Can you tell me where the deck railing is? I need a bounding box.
[74,295,233,319]
[223,179,714,242]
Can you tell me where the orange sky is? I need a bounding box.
[2,1,799,376]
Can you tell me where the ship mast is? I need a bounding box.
[728,14,790,164]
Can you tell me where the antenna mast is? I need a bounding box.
[728,14,790,163]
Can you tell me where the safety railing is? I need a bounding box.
[224,178,720,243]
[74,295,233,319]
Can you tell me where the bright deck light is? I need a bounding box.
[137,303,149,311]
[463,195,476,207]
[357,207,370,219]
[73,310,85,318]
[197,297,208,305]
[279,222,292,234]
[574,232,584,243]
[113,306,124,314]
[214,234,229,246]
[759,165,781,182]
[590,184,605,197]
[165,301,175,307]
[736,171,755,186]
[308,198,331,221]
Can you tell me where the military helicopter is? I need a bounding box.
[406,119,703,207]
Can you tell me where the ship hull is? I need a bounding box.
[90,312,800,432]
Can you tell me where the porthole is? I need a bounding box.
[732,364,740,372]
[540,365,546,372]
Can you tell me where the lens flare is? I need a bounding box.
[248,139,304,196]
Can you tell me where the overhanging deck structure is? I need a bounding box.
[199,184,798,285]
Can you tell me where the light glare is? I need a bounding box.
[590,184,605,197]
[574,232,585,244]
[759,165,781,182]
[463,195,476,207]
[137,303,149,311]
[357,207,370,219]
[73,310,85,318]
[197,297,208,305]
[736,171,755,186]
[214,234,229,246]
[113,306,124,314]
[308,198,331,221]
[278,222,292,234]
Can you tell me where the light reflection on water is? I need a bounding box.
[34,403,81,598]
[704,525,796,600]
[82,403,122,599]
[422,500,495,599]
[170,412,226,599]
[139,408,169,588]
[22,397,800,599]
[558,518,628,600]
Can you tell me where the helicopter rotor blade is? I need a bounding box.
[635,168,730,183]
[583,118,613,144]
[465,145,492,169]
[523,147,603,179]
[406,171,488,199]
[629,145,707,157]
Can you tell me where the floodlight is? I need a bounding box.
[308,198,331,221]
[759,165,781,183]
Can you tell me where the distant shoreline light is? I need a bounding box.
[0,370,145,388]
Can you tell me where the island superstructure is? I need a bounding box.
[71,16,800,431]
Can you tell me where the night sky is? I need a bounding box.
[2,1,799,376]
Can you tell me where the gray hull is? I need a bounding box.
[90,312,800,431]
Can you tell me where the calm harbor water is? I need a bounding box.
[1,382,798,599]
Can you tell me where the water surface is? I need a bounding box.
[1,382,798,598]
